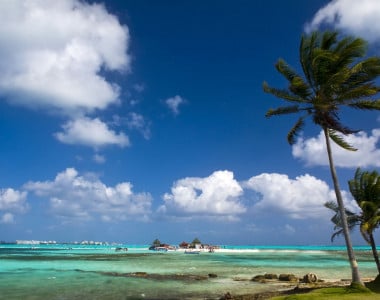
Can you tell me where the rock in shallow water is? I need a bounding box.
[303,273,318,283]
[279,273,299,282]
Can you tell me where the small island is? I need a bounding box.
[148,238,219,253]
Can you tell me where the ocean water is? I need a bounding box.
[0,244,378,300]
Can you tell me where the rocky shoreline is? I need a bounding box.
[75,268,375,299]
[220,275,376,300]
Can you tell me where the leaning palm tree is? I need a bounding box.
[263,31,380,284]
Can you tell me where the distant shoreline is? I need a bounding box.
[1,242,374,251]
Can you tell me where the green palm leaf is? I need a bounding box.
[265,105,300,118]
[287,117,305,145]
[262,82,306,103]
[348,99,380,110]
[328,129,357,151]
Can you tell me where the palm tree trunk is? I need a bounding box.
[323,128,363,284]
[369,233,380,274]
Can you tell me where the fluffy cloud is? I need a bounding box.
[24,168,152,223]
[0,188,28,223]
[243,173,357,219]
[292,129,380,168]
[306,0,380,43]
[0,1,134,149]
[165,95,186,115]
[0,213,15,224]
[0,188,28,212]
[161,170,245,219]
[0,0,130,115]
[54,117,130,148]
[160,170,360,222]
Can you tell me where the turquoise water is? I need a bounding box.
[0,244,378,299]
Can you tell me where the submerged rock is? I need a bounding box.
[251,275,266,282]
[264,273,278,280]
[279,273,299,282]
[97,270,208,281]
[220,292,232,299]
[132,272,148,277]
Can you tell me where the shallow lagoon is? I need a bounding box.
[0,244,377,299]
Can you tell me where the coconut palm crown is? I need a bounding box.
[264,31,380,149]
[263,31,380,285]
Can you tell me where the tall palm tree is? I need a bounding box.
[263,31,380,284]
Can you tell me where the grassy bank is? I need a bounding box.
[222,276,380,299]
[272,282,380,300]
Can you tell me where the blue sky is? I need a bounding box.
[1,0,380,245]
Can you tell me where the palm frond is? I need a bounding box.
[311,49,337,86]
[290,76,313,99]
[333,37,367,68]
[328,129,357,151]
[350,168,380,207]
[360,223,371,244]
[321,31,338,50]
[350,57,380,83]
[275,59,298,82]
[287,117,305,145]
[325,200,339,211]
[265,105,300,118]
[348,99,380,110]
[338,85,379,102]
[324,200,360,242]
[300,32,318,91]
[314,112,359,135]
[263,82,307,103]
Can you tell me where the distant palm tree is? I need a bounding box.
[152,238,161,246]
[263,31,380,284]
[325,169,380,273]
[325,200,379,271]
[191,238,201,246]
[349,168,380,273]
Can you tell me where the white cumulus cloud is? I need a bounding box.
[161,170,245,219]
[292,129,380,168]
[54,117,130,148]
[0,188,28,212]
[243,173,357,219]
[306,0,380,44]
[24,168,152,223]
[0,188,28,223]
[0,0,130,115]
[165,95,186,115]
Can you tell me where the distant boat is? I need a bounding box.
[185,249,200,254]
[149,246,168,252]
[115,247,128,252]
